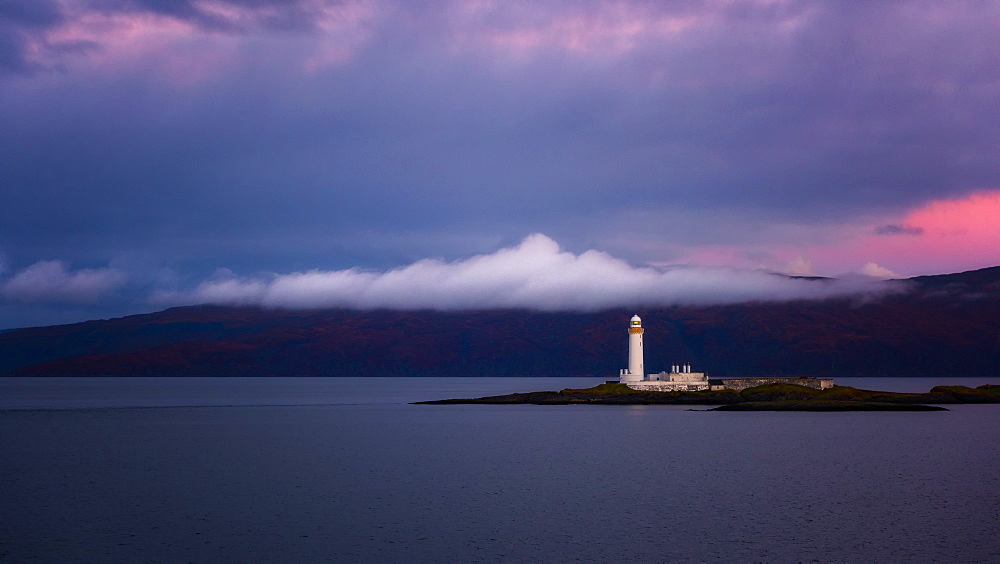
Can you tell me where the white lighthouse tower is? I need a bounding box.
[620,314,644,383]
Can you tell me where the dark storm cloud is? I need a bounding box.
[0,0,326,73]
[1,1,999,327]
[90,0,328,31]
[0,0,65,73]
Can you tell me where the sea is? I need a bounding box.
[2,377,998,562]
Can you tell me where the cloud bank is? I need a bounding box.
[155,235,900,311]
[2,260,126,303]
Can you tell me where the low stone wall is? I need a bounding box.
[623,377,834,393]
[626,381,711,392]
[716,378,834,392]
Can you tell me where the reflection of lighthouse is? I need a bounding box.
[620,314,644,383]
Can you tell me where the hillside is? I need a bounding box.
[1,266,998,377]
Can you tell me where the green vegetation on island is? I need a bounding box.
[415,383,1000,411]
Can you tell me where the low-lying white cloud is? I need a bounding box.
[860,262,902,280]
[156,234,903,310]
[783,256,816,277]
[2,260,126,303]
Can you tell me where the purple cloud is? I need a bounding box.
[0,0,335,74]
[1,1,998,328]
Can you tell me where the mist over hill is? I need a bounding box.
[2,267,998,378]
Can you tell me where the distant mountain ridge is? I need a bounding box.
[2,266,998,378]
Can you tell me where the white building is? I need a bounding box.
[619,314,711,391]
[617,315,833,392]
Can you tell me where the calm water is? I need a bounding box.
[2,377,999,562]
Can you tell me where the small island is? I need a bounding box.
[416,315,1000,410]
[415,382,1000,411]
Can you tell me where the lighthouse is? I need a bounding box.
[620,314,644,383]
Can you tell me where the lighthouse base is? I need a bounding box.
[620,369,709,390]
[618,369,643,384]
[626,381,711,392]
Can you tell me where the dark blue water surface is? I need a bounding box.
[2,377,999,562]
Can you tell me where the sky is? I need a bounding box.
[1,0,999,328]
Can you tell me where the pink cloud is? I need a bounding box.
[39,12,236,86]
[797,190,1000,276]
[883,191,1000,271]
[447,3,710,60]
[665,191,1000,278]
